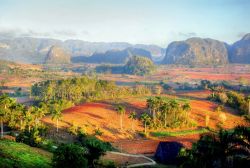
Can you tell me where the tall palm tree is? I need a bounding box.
[25,106,35,132]
[169,100,179,122]
[51,102,63,133]
[115,105,125,130]
[9,103,25,130]
[182,102,191,123]
[128,111,136,131]
[160,100,170,127]
[140,112,151,134]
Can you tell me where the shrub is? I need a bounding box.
[16,128,42,147]
[52,143,88,168]
[93,128,103,136]
[77,135,113,166]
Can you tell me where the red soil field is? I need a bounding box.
[42,92,250,154]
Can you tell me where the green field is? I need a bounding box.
[151,128,209,137]
[0,139,52,168]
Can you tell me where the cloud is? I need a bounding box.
[53,30,77,37]
[178,32,197,38]
[0,27,82,40]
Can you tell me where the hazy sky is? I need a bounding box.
[0,0,249,46]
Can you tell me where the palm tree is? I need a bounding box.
[9,103,25,130]
[25,106,36,132]
[160,100,170,127]
[169,99,179,122]
[146,97,158,124]
[140,112,151,134]
[128,111,136,131]
[182,102,191,123]
[51,102,63,133]
[0,94,14,138]
[115,105,125,130]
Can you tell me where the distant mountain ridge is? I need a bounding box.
[72,47,152,64]
[162,33,250,65]
[0,36,164,64]
[0,33,250,65]
[229,33,250,64]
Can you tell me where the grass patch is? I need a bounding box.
[151,128,209,137]
[0,139,52,168]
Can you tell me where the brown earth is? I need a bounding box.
[42,93,250,154]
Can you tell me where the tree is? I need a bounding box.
[78,135,113,167]
[160,100,170,127]
[115,105,125,130]
[180,126,250,168]
[0,94,14,138]
[140,112,151,134]
[51,102,63,133]
[9,103,25,130]
[128,111,136,132]
[25,106,35,133]
[53,143,88,168]
[208,85,218,98]
[182,102,191,123]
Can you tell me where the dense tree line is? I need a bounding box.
[0,94,72,142]
[208,89,250,115]
[146,96,192,129]
[31,76,151,103]
[179,126,250,168]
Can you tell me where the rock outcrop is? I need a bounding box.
[229,33,250,64]
[162,38,229,66]
[44,46,71,64]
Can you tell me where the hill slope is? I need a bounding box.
[44,45,71,64]
[162,38,229,66]
[0,36,164,63]
[0,139,52,168]
[229,33,250,63]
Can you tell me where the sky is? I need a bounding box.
[0,0,249,47]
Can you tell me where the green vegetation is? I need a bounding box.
[115,105,126,130]
[95,55,155,76]
[151,128,209,137]
[128,111,136,131]
[0,139,52,168]
[124,56,156,76]
[140,112,151,134]
[179,126,250,168]
[31,76,151,103]
[209,90,249,115]
[52,143,88,168]
[77,134,113,167]
[146,96,193,129]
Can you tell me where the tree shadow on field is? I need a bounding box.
[102,125,121,136]
[84,112,104,119]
